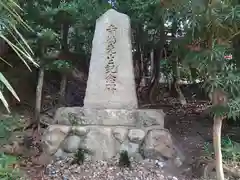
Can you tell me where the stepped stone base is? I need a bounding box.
[42,107,184,164]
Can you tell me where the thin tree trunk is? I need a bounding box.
[134,25,144,89]
[135,46,142,85]
[213,116,224,180]
[140,50,146,86]
[174,59,187,105]
[233,36,240,68]
[149,48,161,104]
[149,19,165,103]
[59,74,67,105]
[189,66,198,82]
[174,83,187,105]
[61,23,69,52]
[59,21,68,106]
[149,50,154,85]
[211,89,227,180]
[35,67,44,124]
[170,13,186,105]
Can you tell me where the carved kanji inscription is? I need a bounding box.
[105,24,118,93]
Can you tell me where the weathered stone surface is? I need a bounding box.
[62,135,82,153]
[47,125,71,134]
[120,141,139,156]
[54,107,86,125]
[54,148,72,160]
[42,128,68,155]
[128,129,145,144]
[113,127,128,143]
[83,9,138,109]
[83,108,138,126]
[72,126,89,136]
[40,114,55,125]
[137,109,165,128]
[80,127,118,161]
[131,153,143,162]
[142,129,177,159]
[54,107,165,127]
[173,156,183,167]
[54,107,138,126]
[100,109,137,126]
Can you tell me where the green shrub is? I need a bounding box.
[0,153,22,179]
[204,136,240,162]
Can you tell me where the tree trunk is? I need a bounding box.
[61,23,69,52]
[140,50,146,86]
[134,25,144,90]
[174,83,187,105]
[148,19,165,103]
[149,50,154,85]
[233,35,240,68]
[169,13,186,105]
[213,116,224,180]
[211,89,227,180]
[35,67,44,124]
[135,45,142,87]
[59,73,67,105]
[189,66,198,82]
[173,59,187,105]
[149,48,161,104]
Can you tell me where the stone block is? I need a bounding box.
[142,129,178,159]
[137,109,165,128]
[62,135,82,153]
[72,126,89,136]
[80,127,118,161]
[113,127,128,143]
[120,141,140,156]
[42,128,68,155]
[128,129,145,144]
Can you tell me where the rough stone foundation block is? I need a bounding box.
[42,125,184,163]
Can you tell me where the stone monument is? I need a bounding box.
[84,9,137,109]
[42,9,184,164]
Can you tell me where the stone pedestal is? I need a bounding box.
[42,107,184,163]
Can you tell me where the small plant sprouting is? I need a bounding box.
[68,113,78,126]
[71,148,87,165]
[118,150,131,168]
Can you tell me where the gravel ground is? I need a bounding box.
[39,155,196,180]
[25,150,236,180]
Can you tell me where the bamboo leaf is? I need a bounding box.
[0,72,20,102]
[0,91,10,113]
